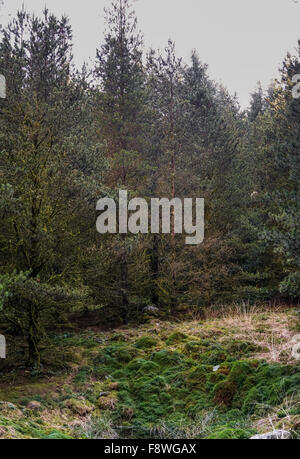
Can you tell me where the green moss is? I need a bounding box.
[63,398,94,416]
[208,427,255,439]
[94,343,140,369]
[201,349,229,365]
[228,361,255,387]
[184,340,204,357]
[165,331,188,345]
[134,336,158,349]
[0,414,74,439]
[152,350,183,366]
[135,360,160,376]
[73,366,93,385]
[224,340,262,358]
[109,333,127,342]
[88,328,300,434]
[242,363,300,414]
[41,430,72,439]
[1,312,299,439]
[212,361,255,407]
[184,365,211,389]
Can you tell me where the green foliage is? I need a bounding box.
[279,272,300,300]
[208,427,255,439]
[134,336,158,349]
[165,332,188,345]
[0,0,300,440]
[85,329,299,435]
[2,0,299,350]
[41,430,72,440]
[0,313,299,439]
[0,0,299,430]
[0,8,104,366]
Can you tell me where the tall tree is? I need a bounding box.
[261,49,300,299]
[94,0,147,323]
[0,10,99,366]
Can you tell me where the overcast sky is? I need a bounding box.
[1,0,300,108]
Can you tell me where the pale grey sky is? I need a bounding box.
[1,0,300,108]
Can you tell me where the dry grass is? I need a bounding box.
[183,305,297,364]
[202,300,290,320]
[98,393,118,410]
[254,393,300,438]
[111,304,298,364]
[213,309,296,363]
[80,414,118,439]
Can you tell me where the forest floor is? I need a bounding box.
[0,305,299,439]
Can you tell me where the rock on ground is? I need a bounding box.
[250,430,291,440]
[27,401,42,411]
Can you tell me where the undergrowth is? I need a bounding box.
[0,307,299,439]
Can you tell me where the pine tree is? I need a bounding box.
[261,48,300,300]
[0,10,96,367]
[94,0,148,323]
[248,83,266,121]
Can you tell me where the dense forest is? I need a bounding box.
[0,0,299,441]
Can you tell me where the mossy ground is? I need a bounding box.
[0,307,299,439]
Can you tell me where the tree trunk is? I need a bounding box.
[150,234,159,305]
[27,304,41,369]
[120,253,129,324]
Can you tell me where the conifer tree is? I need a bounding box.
[0,10,97,366]
[94,0,148,322]
[260,48,300,299]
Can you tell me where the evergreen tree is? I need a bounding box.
[261,48,300,299]
[94,0,148,323]
[0,10,100,366]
